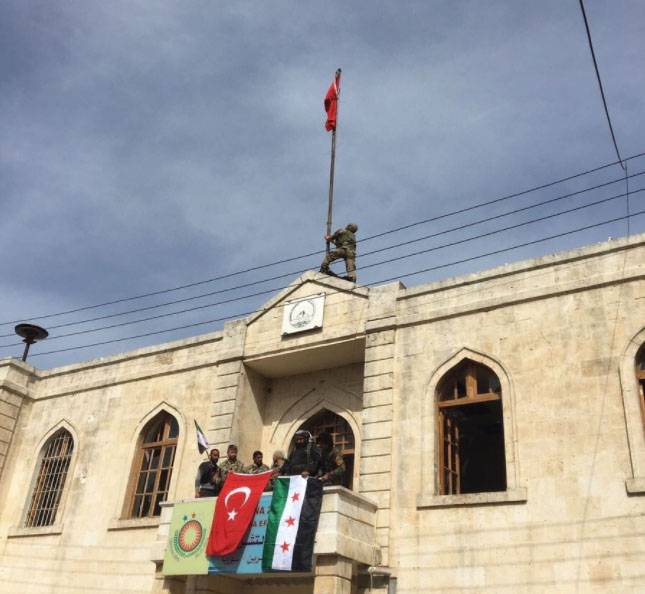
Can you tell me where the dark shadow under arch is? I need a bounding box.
[294,409,355,489]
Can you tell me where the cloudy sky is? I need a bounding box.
[1,1,644,368]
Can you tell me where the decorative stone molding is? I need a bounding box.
[619,327,645,493]
[417,487,527,509]
[421,347,521,497]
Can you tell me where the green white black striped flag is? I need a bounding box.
[262,476,323,572]
[194,419,209,454]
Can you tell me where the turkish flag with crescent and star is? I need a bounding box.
[324,70,341,131]
[206,470,273,556]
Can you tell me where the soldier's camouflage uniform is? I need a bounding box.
[245,463,270,474]
[245,462,272,491]
[219,458,245,480]
[321,225,357,282]
[320,446,346,486]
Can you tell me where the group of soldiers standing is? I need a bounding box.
[195,430,346,498]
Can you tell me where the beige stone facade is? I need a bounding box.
[1,234,644,593]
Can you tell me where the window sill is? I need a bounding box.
[626,477,645,495]
[7,524,64,538]
[107,516,161,531]
[417,487,527,509]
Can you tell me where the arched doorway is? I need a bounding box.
[294,409,355,489]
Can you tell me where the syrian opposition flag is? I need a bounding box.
[262,476,323,572]
[194,419,209,454]
[207,470,273,556]
[324,69,341,131]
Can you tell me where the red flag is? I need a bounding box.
[206,470,273,556]
[324,70,341,131]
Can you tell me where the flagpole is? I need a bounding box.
[326,68,341,255]
[326,129,337,254]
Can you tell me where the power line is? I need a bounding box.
[24,207,645,358]
[2,168,640,340]
[4,158,645,338]
[578,0,625,170]
[0,183,645,348]
[2,151,644,328]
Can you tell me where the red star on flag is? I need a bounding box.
[281,541,290,552]
[285,516,296,527]
[291,492,300,502]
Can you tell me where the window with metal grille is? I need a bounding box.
[297,410,355,489]
[126,412,179,518]
[437,359,506,495]
[25,428,74,527]
[637,344,645,426]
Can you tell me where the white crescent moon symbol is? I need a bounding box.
[224,486,251,510]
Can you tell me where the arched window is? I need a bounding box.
[637,344,645,425]
[25,428,74,527]
[437,359,506,495]
[295,410,355,489]
[126,411,179,518]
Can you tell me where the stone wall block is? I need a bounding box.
[364,359,394,378]
[364,344,395,363]
[0,426,12,443]
[0,391,23,408]
[360,454,392,475]
[363,389,393,408]
[364,373,393,393]
[376,508,390,528]
[363,490,390,509]
[0,415,15,431]
[216,360,243,376]
[359,472,391,492]
[211,400,236,416]
[361,437,392,457]
[361,404,392,425]
[0,399,19,418]
[366,330,395,348]
[365,317,397,334]
[212,386,238,403]
[362,421,392,440]
[214,375,240,390]
[210,414,234,430]
[208,428,232,443]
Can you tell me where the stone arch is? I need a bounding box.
[422,347,520,495]
[297,408,358,489]
[31,418,79,458]
[117,402,185,518]
[271,396,361,489]
[619,327,645,488]
[23,419,79,527]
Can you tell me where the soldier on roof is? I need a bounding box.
[320,223,358,282]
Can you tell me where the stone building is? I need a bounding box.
[0,234,644,593]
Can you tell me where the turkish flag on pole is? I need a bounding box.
[206,470,273,556]
[324,69,341,131]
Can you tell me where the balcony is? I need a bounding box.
[151,486,380,592]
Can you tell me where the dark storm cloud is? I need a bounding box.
[1,1,644,367]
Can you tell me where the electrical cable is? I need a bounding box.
[1,186,641,347]
[25,207,645,358]
[626,162,630,236]
[2,151,645,327]
[2,185,640,348]
[578,0,625,170]
[2,168,643,339]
